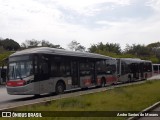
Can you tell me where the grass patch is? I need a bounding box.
[2,80,160,120]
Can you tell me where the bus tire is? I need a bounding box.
[56,81,65,94]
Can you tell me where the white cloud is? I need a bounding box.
[147,0,160,12]
[52,0,131,16]
[0,0,160,50]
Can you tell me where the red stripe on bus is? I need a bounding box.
[96,78,101,85]
[84,79,91,86]
[106,76,117,83]
[6,80,26,87]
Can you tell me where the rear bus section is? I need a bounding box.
[142,61,152,79]
[153,64,160,75]
[96,59,118,86]
[117,58,153,83]
[117,58,134,83]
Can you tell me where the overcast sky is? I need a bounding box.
[0,0,160,50]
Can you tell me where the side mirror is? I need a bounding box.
[1,69,6,79]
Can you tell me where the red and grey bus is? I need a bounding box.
[117,58,152,83]
[6,47,117,95]
[142,60,153,78]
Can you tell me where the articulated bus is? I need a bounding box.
[117,58,152,83]
[153,64,160,75]
[6,47,117,95]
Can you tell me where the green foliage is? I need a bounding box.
[21,39,41,48]
[0,38,20,51]
[89,42,121,54]
[147,42,160,48]
[148,56,159,63]
[68,40,86,52]
[21,39,63,49]
[124,44,151,57]
[0,51,13,66]
[88,42,160,63]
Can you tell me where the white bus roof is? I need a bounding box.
[117,58,152,63]
[10,47,113,60]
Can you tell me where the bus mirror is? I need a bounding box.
[1,70,6,79]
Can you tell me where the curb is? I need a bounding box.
[128,101,160,120]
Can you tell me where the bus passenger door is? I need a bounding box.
[39,55,52,94]
[34,55,40,94]
[71,61,80,87]
[91,62,96,84]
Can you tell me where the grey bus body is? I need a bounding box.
[117,58,152,83]
[153,64,160,75]
[6,47,118,95]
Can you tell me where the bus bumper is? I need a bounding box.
[6,84,34,95]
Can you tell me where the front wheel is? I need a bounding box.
[56,82,65,94]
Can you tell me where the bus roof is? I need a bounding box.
[118,58,152,63]
[153,64,160,65]
[10,47,113,60]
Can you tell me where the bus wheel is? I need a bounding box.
[56,82,65,94]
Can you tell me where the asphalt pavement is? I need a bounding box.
[137,105,160,120]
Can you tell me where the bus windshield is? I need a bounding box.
[8,61,33,80]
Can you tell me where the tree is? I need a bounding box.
[68,40,86,52]
[105,43,121,54]
[41,40,51,47]
[21,39,41,48]
[88,42,121,54]
[41,40,63,49]
[21,39,63,49]
[88,44,97,53]
[147,42,160,48]
[124,44,151,57]
[147,42,160,58]
[1,38,20,51]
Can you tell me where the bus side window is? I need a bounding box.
[59,63,65,76]
[42,62,48,74]
[40,56,49,79]
[121,62,126,75]
[51,62,71,77]
[65,62,71,76]
[51,62,59,77]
